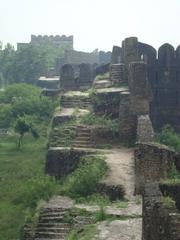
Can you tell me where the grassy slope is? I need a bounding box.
[0,135,49,240]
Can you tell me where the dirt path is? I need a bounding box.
[97,218,142,240]
[102,148,135,200]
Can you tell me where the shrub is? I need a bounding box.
[62,155,107,199]
[156,124,180,151]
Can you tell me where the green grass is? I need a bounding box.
[80,112,119,133]
[162,196,175,208]
[75,193,110,206]
[0,135,59,240]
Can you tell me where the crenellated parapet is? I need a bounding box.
[30,34,73,49]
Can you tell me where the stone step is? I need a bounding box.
[74,140,91,144]
[35,239,66,240]
[40,212,66,218]
[76,133,91,137]
[76,127,91,132]
[75,136,91,141]
[37,223,70,228]
[39,216,64,223]
[35,232,67,239]
[35,227,69,233]
[73,144,94,148]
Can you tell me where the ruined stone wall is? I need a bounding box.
[64,50,99,65]
[111,46,122,64]
[148,43,180,131]
[143,183,180,240]
[135,142,175,194]
[129,62,152,115]
[46,148,86,178]
[60,63,95,91]
[119,92,137,145]
[78,64,94,89]
[121,37,180,130]
[92,90,123,118]
[60,64,77,91]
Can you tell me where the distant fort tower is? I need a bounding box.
[17,35,73,50]
[30,35,73,49]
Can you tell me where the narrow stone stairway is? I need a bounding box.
[34,196,73,240]
[73,125,95,148]
[49,125,76,147]
[61,95,91,109]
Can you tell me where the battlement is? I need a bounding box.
[30,34,73,49]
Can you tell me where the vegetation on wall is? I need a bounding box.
[61,155,107,200]
[80,112,119,139]
[156,124,180,151]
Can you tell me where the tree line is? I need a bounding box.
[0,42,65,85]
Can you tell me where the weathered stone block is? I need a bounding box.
[129,62,152,115]
[137,115,154,142]
[135,142,175,194]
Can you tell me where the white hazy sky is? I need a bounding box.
[0,0,180,52]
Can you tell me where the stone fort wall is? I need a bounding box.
[111,37,180,131]
[143,183,180,240]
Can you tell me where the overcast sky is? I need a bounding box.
[0,0,180,52]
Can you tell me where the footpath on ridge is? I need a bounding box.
[32,78,142,240]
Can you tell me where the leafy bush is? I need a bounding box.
[62,155,107,199]
[0,104,13,128]
[0,83,58,129]
[156,124,180,151]
[0,83,40,103]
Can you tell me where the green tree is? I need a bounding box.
[0,43,15,84]
[14,116,39,148]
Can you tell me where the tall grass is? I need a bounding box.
[0,135,59,240]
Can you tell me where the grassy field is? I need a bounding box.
[0,134,58,240]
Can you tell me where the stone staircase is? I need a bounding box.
[34,196,73,240]
[23,223,34,240]
[61,96,91,109]
[93,79,111,89]
[49,126,76,147]
[73,125,95,148]
[73,215,93,230]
